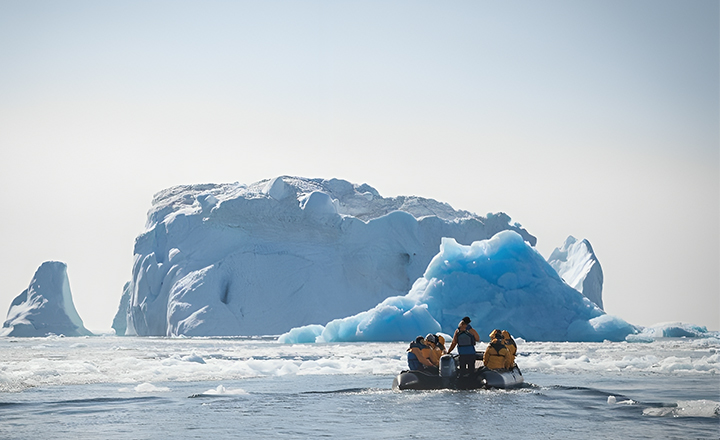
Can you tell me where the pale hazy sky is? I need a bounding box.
[1,1,718,332]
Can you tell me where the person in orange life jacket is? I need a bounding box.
[406,336,436,371]
[501,330,517,369]
[435,334,446,353]
[483,329,510,370]
[446,317,481,376]
[424,334,445,366]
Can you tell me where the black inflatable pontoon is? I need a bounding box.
[392,354,523,391]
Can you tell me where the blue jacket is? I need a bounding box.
[407,341,428,370]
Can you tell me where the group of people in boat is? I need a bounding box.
[407,333,447,372]
[406,316,517,375]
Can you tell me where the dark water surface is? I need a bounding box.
[1,372,717,439]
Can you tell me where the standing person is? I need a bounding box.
[446,317,481,376]
[483,329,510,370]
[501,330,517,369]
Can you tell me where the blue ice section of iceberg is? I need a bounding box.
[277,324,325,344]
[280,231,638,343]
[320,297,441,343]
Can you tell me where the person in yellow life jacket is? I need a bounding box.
[483,329,510,370]
[501,330,517,369]
[424,334,445,366]
[406,336,436,372]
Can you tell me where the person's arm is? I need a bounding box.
[504,352,513,369]
[470,328,480,344]
[446,331,459,354]
[429,349,440,366]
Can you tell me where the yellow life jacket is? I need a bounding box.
[421,345,441,366]
[483,340,509,370]
[504,338,516,368]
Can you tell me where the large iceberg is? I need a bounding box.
[120,176,536,336]
[1,261,92,337]
[280,231,638,343]
[548,236,604,309]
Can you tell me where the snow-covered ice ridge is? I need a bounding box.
[144,176,512,226]
[121,176,536,337]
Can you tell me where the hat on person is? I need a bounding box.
[462,316,471,324]
[425,334,437,344]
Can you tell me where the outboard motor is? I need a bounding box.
[440,354,456,377]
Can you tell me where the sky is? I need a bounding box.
[0,0,718,333]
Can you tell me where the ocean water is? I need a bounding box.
[1,336,718,439]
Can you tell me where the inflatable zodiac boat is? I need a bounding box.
[392,354,524,391]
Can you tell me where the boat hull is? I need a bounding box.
[392,366,524,391]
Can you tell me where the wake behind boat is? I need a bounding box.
[392,353,524,391]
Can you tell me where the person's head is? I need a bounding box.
[501,330,511,339]
[415,336,425,344]
[436,334,445,345]
[490,329,502,339]
[425,334,436,345]
[461,316,471,325]
[458,321,467,330]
